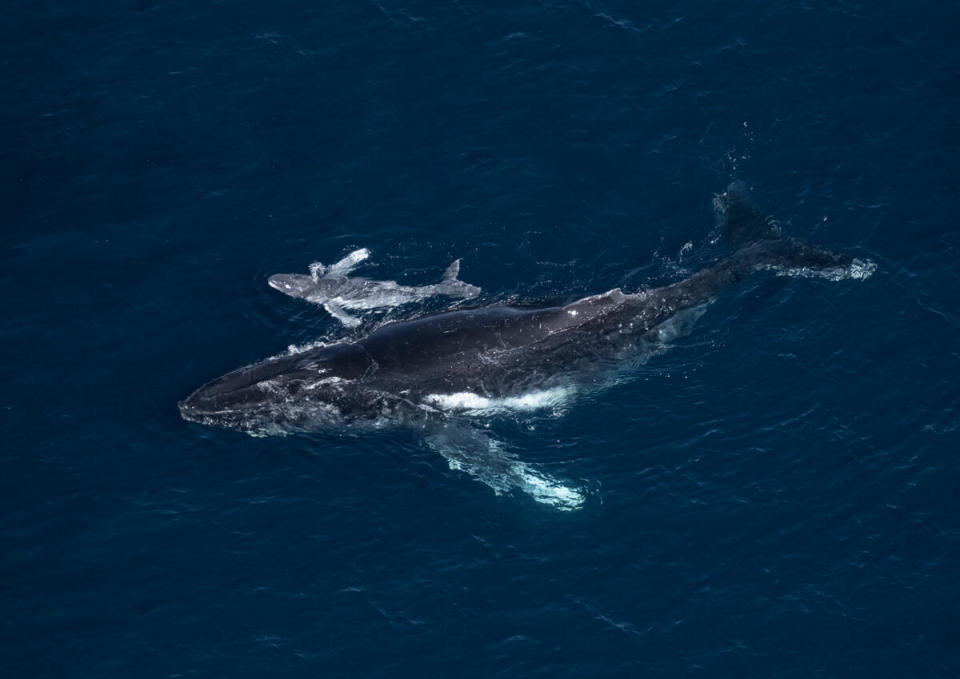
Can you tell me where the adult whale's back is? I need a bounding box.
[182,298,630,421]
[338,230,865,395]
[358,295,624,384]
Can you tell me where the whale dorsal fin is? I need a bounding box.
[438,259,481,298]
[442,259,461,282]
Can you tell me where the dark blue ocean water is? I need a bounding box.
[4,1,960,676]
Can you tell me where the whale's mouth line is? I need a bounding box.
[178,401,239,420]
[178,394,277,420]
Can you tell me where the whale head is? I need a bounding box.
[179,343,383,435]
[268,273,334,301]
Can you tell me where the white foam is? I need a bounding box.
[767,257,877,282]
[284,339,332,355]
[423,386,574,414]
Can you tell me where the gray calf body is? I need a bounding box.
[268,249,481,327]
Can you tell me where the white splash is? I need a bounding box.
[285,339,331,355]
[424,386,575,414]
[767,257,877,282]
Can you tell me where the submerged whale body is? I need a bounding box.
[180,185,875,509]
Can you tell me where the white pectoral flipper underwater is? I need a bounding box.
[424,423,584,511]
[267,248,482,326]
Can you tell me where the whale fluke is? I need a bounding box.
[716,181,781,245]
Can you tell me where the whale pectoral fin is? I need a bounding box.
[326,248,371,277]
[323,301,361,327]
[424,424,584,511]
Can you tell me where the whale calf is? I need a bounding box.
[181,185,875,509]
[268,248,481,327]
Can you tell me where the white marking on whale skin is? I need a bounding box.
[285,339,332,355]
[423,387,575,414]
[304,376,346,390]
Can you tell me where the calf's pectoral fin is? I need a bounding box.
[326,248,371,277]
[323,301,361,327]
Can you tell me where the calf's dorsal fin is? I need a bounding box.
[442,259,461,281]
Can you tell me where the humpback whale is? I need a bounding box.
[268,248,481,327]
[180,185,875,509]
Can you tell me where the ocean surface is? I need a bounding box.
[3,1,959,676]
